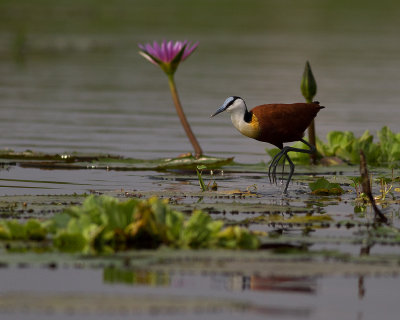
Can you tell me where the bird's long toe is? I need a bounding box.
[269,150,284,184]
[271,152,286,185]
[269,162,278,184]
[271,161,279,185]
[268,164,273,183]
[268,155,278,183]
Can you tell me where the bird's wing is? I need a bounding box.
[251,103,321,147]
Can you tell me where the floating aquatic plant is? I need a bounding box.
[139,40,203,158]
[0,195,260,253]
[0,219,47,241]
[309,177,344,195]
[57,196,259,252]
[266,126,400,168]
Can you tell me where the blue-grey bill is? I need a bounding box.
[210,105,226,117]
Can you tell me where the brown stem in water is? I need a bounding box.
[305,96,317,165]
[359,150,388,224]
[307,119,317,165]
[167,74,203,158]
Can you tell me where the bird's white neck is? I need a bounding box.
[230,108,247,132]
[213,96,259,139]
[227,101,258,139]
[225,99,246,128]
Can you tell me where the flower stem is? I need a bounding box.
[307,119,317,165]
[304,97,317,165]
[167,74,203,158]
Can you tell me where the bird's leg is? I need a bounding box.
[281,154,286,182]
[268,139,316,193]
[268,148,285,183]
[268,150,279,182]
[299,138,316,155]
[270,149,289,184]
[284,154,295,194]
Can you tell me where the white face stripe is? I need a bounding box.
[211,96,244,118]
[222,96,236,109]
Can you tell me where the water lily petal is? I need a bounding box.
[153,41,162,60]
[138,51,157,65]
[146,43,158,59]
[171,43,187,68]
[166,41,173,61]
[138,40,199,74]
[183,41,199,61]
[160,40,167,61]
[173,41,181,53]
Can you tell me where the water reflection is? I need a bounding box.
[0,266,399,319]
[103,267,316,294]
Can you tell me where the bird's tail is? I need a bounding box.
[313,101,325,109]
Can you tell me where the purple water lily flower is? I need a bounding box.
[138,40,198,75]
[138,40,203,157]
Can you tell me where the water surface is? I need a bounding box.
[1,2,400,319]
[0,268,398,320]
[1,0,400,163]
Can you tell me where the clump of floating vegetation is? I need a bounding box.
[309,177,345,195]
[267,126,400,167]
[0,196,260,253]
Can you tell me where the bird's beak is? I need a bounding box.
[210,105,227,118]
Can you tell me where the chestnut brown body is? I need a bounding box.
[250,102,324,149]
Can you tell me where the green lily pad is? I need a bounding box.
[0,150,233,171]
[309,178,345,195]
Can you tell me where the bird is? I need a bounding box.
[211,96,324,193]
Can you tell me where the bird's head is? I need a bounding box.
[211,96,246,117]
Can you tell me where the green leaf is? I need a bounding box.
[359,130,373,144]
[54,231,87,253]
[49,212,71,231]
[309,178,344,195]
[349,176,362,188]
[149,197,184,243]
[287,141,311,165]
[196,168,207,191]
[25,219,47,241]
[0,222,11,240]
[217,226,260,249]
[181,210,223,249]
[266,148,281,159]
[6,220,27,240]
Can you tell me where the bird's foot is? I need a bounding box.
[268,149,287,185]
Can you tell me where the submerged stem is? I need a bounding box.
[167,74,203,158]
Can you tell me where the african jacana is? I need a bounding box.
[211,96,324,193]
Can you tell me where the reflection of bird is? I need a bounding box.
[211,96,324,193]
